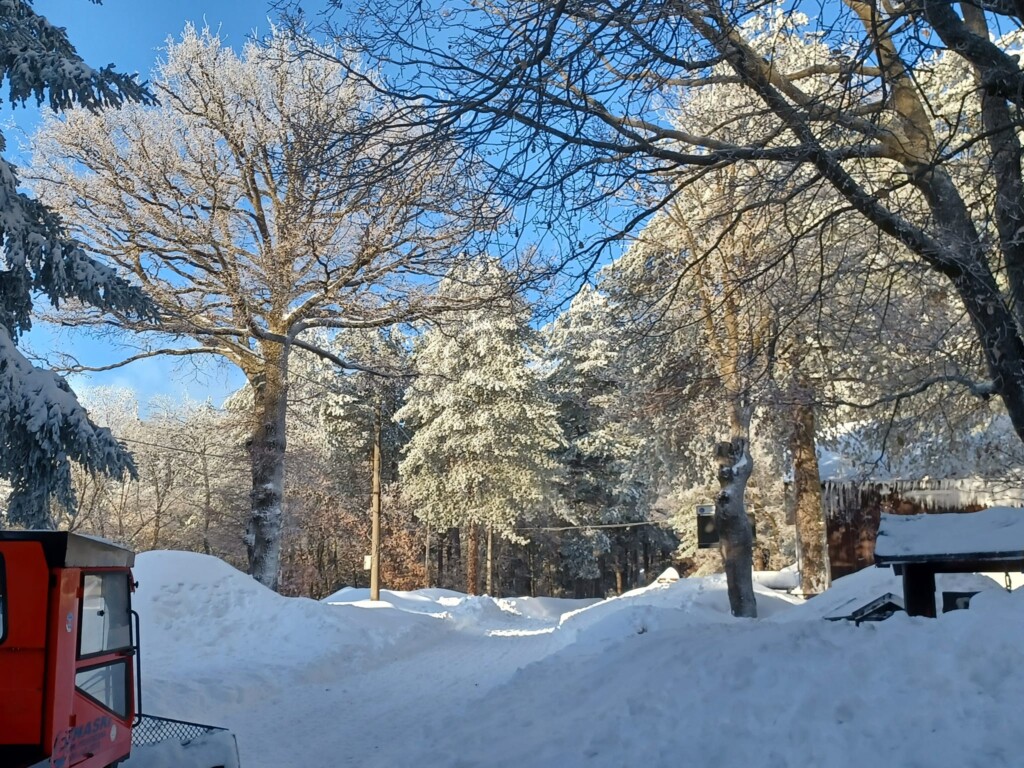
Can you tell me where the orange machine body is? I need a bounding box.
[0,532,137,768]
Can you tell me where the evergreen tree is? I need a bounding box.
[396,260,563,594]
[544,285,663,592]
[0,1,154,527]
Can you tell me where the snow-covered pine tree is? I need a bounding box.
[294,328,411,598]
[543,285,670,594]
[0,1,154,527]
[396,259,563,595]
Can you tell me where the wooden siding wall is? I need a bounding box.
[824,482,984,578]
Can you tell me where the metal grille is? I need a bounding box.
[131,714,226,747]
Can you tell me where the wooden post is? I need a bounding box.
[370,406,382,601]
[901,564,937,618]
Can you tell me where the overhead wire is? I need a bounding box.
[118,435,244,462]
[110,366,673,536]
[517,520,668,532]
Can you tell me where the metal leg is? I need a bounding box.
[902,564,937,618]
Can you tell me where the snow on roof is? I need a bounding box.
[874,507,1024,562]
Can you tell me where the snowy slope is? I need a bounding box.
[127,552,1024,768]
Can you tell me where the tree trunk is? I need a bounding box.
[424,521,431,589]
[449,527,461,590]
[245,344,289,590]
[714,398,757,617]
[485,526,494,595]
[465,524,479,595]
[200,451,212,555]
[370,407,382,601]
[528,547,536,597]
[437,529,446,587]
[790,378,830,596]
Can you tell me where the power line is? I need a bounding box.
[119,435,244,462]
[517,520,669,532]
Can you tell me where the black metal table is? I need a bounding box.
[873,509,1024,617]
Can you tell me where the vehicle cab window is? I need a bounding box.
[75,571,132,719]
[75,661,129,718]
[78,572,132,657]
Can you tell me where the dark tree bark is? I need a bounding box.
[790,375,830,596]
[465,523,480,595]
[485,526,494,595]
[370,407,383,601]
[437,529,446,587]
[424,522,432,589]
[245,342,289,590]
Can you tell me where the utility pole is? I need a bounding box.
[370,405,382,601]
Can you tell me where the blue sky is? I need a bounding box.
[16,1,589,409]
[44,0,275,75]
[19,1,312,407]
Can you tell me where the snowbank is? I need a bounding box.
[131,550,1024,768]
[132,551,442,717]
[123,731,239,768]
[135,552,431,665]
[770,566,1001,622]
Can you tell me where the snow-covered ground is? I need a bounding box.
[126,551,1024,767]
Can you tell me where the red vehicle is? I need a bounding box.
[0,531,237,768]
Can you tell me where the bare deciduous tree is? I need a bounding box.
[329,0,1024,439]
[309,0,1024,611]
[29,27,492,587]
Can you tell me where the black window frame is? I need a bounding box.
[0,552,6,646]
[74,658,131,721]
[76,570,133,661]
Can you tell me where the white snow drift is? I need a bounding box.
[124,551,1023,768]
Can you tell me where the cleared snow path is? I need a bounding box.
[231,625,548,766]
[133,553,604,767]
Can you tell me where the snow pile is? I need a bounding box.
[771,566,1000,622]
[136,552,431,665]
[435,591,1024,768]
[752,564,799,590]
[124,731,239,768]
[130,551,1024,768]
[496,595,602,622]
[324,585,596,631]
[133,551,442,716]
[322,585,467,615]
[547,573,800,650]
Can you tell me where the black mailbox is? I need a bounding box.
[696,504,756,549]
